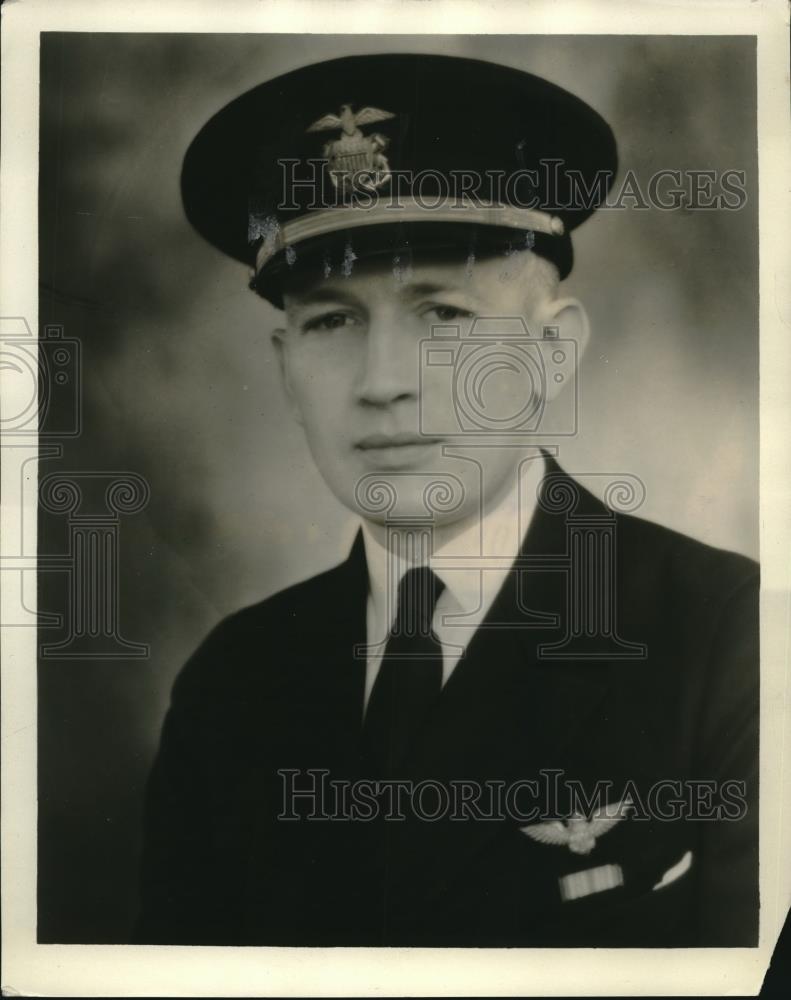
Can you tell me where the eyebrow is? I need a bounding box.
[284,279,466,310]
[400,282,461,299]
[284,287,363,309]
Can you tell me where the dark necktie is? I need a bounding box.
[360,566,445,779]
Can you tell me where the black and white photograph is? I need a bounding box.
[2,0,790,995]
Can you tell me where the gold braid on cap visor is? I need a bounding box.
[254,198,565,274]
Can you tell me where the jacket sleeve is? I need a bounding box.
[693,570,760,946]
[132,622,242,945]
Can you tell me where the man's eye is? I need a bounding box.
[302,312,356,333]
[426,305,475,322]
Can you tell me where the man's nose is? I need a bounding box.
[355,321,420,406]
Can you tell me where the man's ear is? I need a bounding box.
[535,296,590,402]
[271,328,304,426]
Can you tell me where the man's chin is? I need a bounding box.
[348,468,471,526]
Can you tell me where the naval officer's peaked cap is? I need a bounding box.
[181,53,618,305]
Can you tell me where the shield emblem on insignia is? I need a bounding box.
[306,104,395,196]
[333,147,372,174]
[327,135,391,194]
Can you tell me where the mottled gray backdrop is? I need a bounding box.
[37,34,757,941]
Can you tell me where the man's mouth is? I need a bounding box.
[356,432,443,450]
[354,432,445,467]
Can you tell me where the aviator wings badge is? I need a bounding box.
[307,104,395,194]
[520,799,632,855]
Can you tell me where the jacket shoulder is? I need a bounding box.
[545,462,757,600]
[616,508,758,600]
[224,557,353,632]
[170,554,359,704]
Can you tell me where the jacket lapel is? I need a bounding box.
[384,463,618,904]
[425,458,616,770]
[326,530,369,729]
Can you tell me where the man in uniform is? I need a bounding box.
[135,54,758,947]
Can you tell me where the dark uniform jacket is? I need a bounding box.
[135,462,759,947]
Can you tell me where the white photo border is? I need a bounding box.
[1,0,789,996]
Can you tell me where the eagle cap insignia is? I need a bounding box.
[520,798,633,855]
[307,103,395,195]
